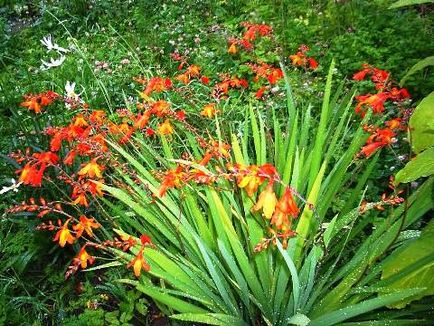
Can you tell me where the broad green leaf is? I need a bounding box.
[84,261,123,271]
[308,59,335,193]
[276,241,301,314]
[409,92,434,153]
[250,105,262,164]
[293,162,327,265]
[395,147,434,184]
[400,56,434,86]
[379,219,434,308]
[323,215,337,248]
[171,313,249,326]
[287,313,310,326]
[309,288,425,326]
[389,0,434,9]
[136,284,207,314]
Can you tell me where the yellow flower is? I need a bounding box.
[200,104,218,118]
[253,184,277,219]
[127,250,150,277]
[158,119,174,136]
[53,219,75,247]
[78,159,103,179]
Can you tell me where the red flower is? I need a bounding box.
[360,128,396,158]
[145,128,155,137]
[175,110,186,121]
[267,68,283,85]
[256,86,268,99]
[18,163,45,187]
[33,151,59,165]
[271,187,299,231]
[355,92,389,115]
[308,58,318,70]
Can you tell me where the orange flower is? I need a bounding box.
[20,91,59,113]
[158,119,174,136]
[186,65,201,77]
[158,165,184,197]
[134,111,151,129]
[73,215,100,238]
[89,110,106,124]
[72,192,89,207]
[91,134,108,152]
[256,86,268,99]
[151,100,170,117]
[276,187,299,216]
[200,103,218,118]
[175,73,190,84]
[127,250,150,277]
[253,183,277,219]
[271,188,299,230]
[73,114,88,127]
[21,97,42,113]
[143,77,172,96]
[352,64,390,89]
[289,46,318,70]
[53,219,75,247]
[308,58,318,70]
[360,142,385,158]
[33,151,59,165]
[355,92,389,115]
[78,159,104,179]
[267,68,283,85]
[18,163,45,187]
[360,128,396,158]
[86,180,104,197]
[385,118,403,130]
[76,246,95,269]
[228,43,238,54]
[289,52,306,66]
[50,131,64,152]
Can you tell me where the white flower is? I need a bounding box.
[0,179,22,195]
[40,56,66,70]
[40,35,69,53]
[65,81,84,104]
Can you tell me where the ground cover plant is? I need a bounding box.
[1,0,434,325]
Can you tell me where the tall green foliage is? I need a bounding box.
[102,63,434,325]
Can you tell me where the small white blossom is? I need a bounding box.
[64,81,84,108]
[0,179,22,195]
[40,35,69,53]
[65,81,78,100]
[40,56,66,70]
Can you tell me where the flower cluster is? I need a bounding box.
[289,44,318,70]
[353,64,410,116]
[246,62,284,99]
[353,64,411,158]
[20,91,60,113]
[228,22,273,54]
[156,159,301,249]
